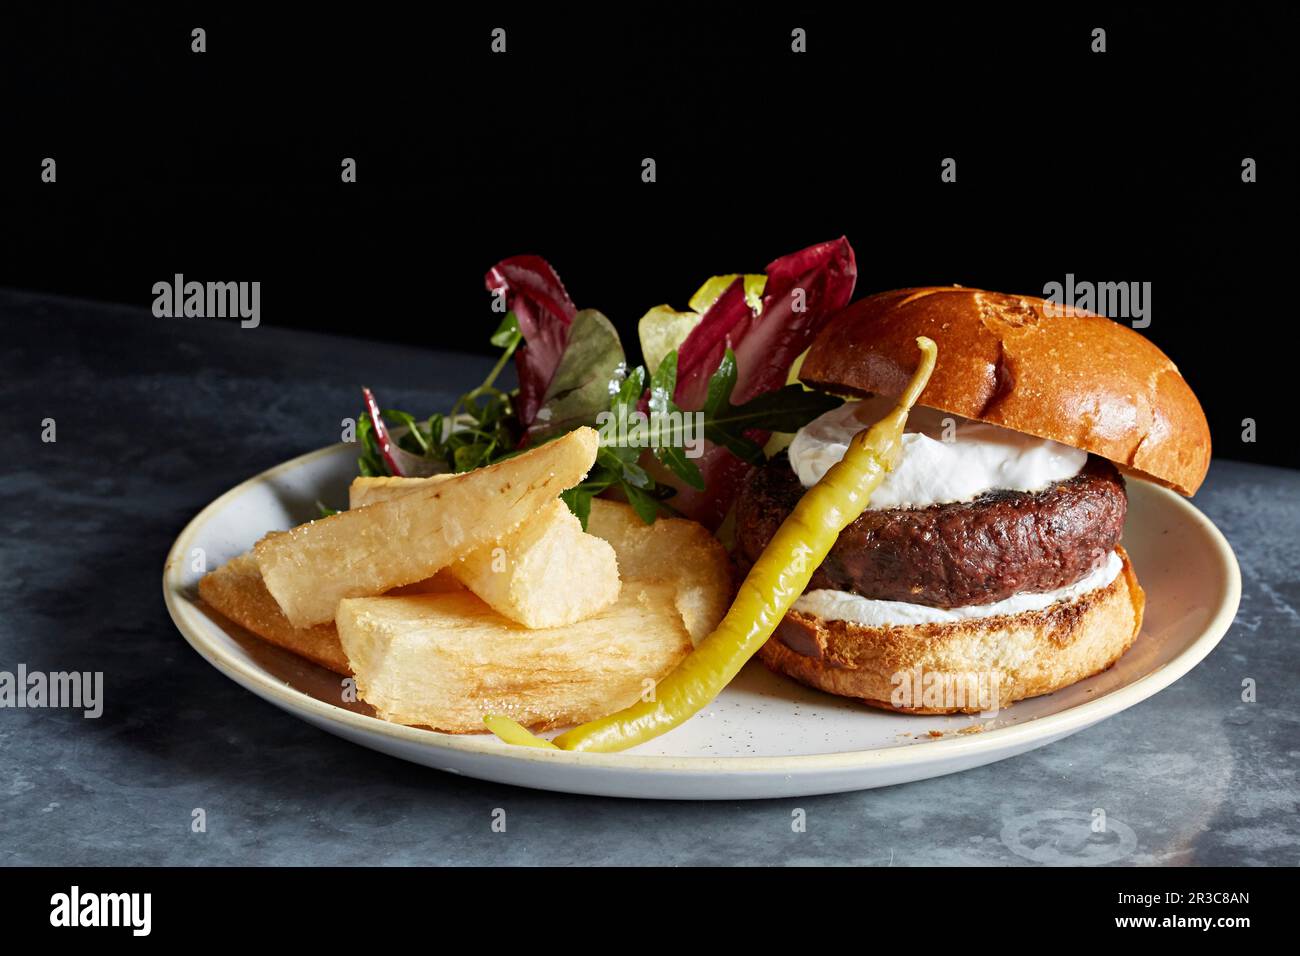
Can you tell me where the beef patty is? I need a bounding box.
[735,453,1127,609]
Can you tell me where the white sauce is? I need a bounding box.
[787,396,1087,509]
[793,550,1124,627]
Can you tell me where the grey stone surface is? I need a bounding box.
[1,290,1296,866]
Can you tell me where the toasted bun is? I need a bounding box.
[800,287,1210,495]
[757,547,1145,713]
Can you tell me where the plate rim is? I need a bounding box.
[163,442,1242,776]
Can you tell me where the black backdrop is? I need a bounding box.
[2,5,1294,467]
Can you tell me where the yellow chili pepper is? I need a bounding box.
[548,336,939,753]
[483,714,559,749]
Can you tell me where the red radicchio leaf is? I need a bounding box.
[360,387,446,478]
[484,255,578,428]
[662,237,858,528]
[362,386,405,477]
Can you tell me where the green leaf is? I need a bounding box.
[621,481,665,524]
[560,486,593,531]
[648,350,678,413]
[702,424,765,464]
[527,309,627,442]
[647,351,705,490]
[638,304,701,377]
[696,348,841,464]
[611,364,646,417]
[490,311,522,349]
[703,348,740,418]
[598,365,647,466]
[453,442,490,472]
[659,445,706,489]
[384,408,431,455]
[711,384,843,434]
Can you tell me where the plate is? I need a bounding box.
[163,444,1240,799]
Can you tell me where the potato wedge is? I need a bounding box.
[199,552,464,674]
[254,426,598,627]
[585,498,733,644]
[199,551,353,675]
[336,580,692,733]
[348,474,453,508]
[351,478,620,628]
[452,499,619,627]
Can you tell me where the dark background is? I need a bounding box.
[1,5,1294,467]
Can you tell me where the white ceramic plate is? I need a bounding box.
[163,444,1240,799]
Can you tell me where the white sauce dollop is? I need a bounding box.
[793,550,1123,627]
[787,396,1087,510]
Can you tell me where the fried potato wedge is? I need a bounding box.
[452,498,620,627]
[336,579,692,733]
[198,551,464,675]
[348,474,453,508]
[254,426,598,627]
[585,498,733,644]
[355,490,733,641]
[199,551,353,675]
[350,480,621,628]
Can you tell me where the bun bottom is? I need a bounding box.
[758,547,1145,714]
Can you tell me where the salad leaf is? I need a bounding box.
[484,255,577,429]
[637,304,700,378]
[676,237,856,410]
[639,349,840,472]
[361,386,409,477]
[647,352,704,491]
[526,309,626,443]
[356,311,525,478]
[637,275,765,389]
[358,240,857,530]
[490,311,523,350]
[662,237,858,528]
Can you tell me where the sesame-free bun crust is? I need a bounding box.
[757,547,1145,713]
[800,287,1211,495]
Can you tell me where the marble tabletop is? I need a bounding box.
[2,290,1295,866]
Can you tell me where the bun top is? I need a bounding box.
[800,287,1211,495]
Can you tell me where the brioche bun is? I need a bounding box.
[799,287,1211,495]
[757,547,1145,713]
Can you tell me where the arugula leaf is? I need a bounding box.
[698,349,763,463]
[621,482,668,524]
[715,384,845,434]
[647,352,705,490]
[696,349,841,463]
[559,486,593,529]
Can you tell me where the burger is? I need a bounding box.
[736,287,1211,713]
